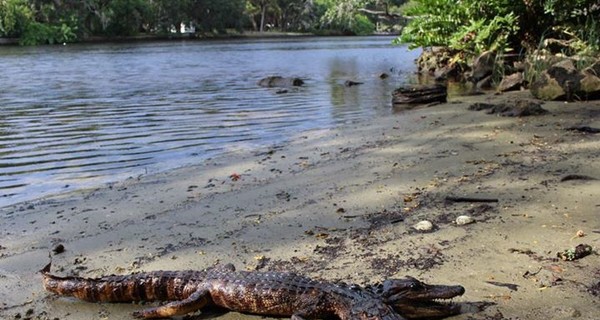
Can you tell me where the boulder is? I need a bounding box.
[530,59,600,100]
[417,47,447,74]
[416,47,466,81]
[530,59,579,100]
[258,76,304,88]
[469,50,496,83]
[580,61,600,98]
[497,72,526,92]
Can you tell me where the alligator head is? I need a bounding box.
[371,276,465,319]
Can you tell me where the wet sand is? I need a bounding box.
[1,90,599,319]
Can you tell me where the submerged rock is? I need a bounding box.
[344,80,364,87]
[258,76,304,88]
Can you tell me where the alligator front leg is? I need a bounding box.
[132,289,210,319]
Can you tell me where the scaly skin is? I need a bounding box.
[41,263,464,320]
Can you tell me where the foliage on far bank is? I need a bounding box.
[0,0,408,45]
[397,0,600,56]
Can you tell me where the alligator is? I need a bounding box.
[41,263,465,320]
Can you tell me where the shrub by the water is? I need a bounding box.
[397,0,600,56]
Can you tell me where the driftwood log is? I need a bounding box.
[392,84,447,105]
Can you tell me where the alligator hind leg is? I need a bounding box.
[132,289,210,319]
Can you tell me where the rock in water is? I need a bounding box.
[258,76,304,88]
[344,80,363,87]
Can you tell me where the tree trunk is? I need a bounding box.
[259,5,266,32]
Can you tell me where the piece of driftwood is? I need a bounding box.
[392,84,447,105]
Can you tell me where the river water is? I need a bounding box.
[0,36,420,207]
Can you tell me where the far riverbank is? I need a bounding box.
[0,31,402,46]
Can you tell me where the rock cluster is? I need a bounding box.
[414,38,600,101]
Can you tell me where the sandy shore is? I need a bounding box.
[1,90,598,320]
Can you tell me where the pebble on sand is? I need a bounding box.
[413,220,433,231]
[456,215,475,225]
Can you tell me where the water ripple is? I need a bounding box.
[0,36,420,207]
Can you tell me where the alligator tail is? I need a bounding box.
[41,262,191,303]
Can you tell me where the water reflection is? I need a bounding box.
[0,37,420,207]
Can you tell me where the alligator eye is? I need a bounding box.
[409,282,422,290]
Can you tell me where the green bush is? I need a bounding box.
[0,0,33,37]
[19,21,76,45]
[397,0,600,55]
[396,0,519,54]
[350,13,375,35]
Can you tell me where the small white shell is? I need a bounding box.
[456,215,475,225]
[413,220,433,231]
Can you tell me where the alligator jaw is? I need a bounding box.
[393,299,462,319]
[380,276,465,319]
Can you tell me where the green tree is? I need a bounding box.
[105,0,152,36]
[190,0,246,33]
[320,0,375,35]
[79,0,118,36]
[248,0,276,32]
[152,0,192,34]
[0,0,34,37]
[276,0,318,31]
